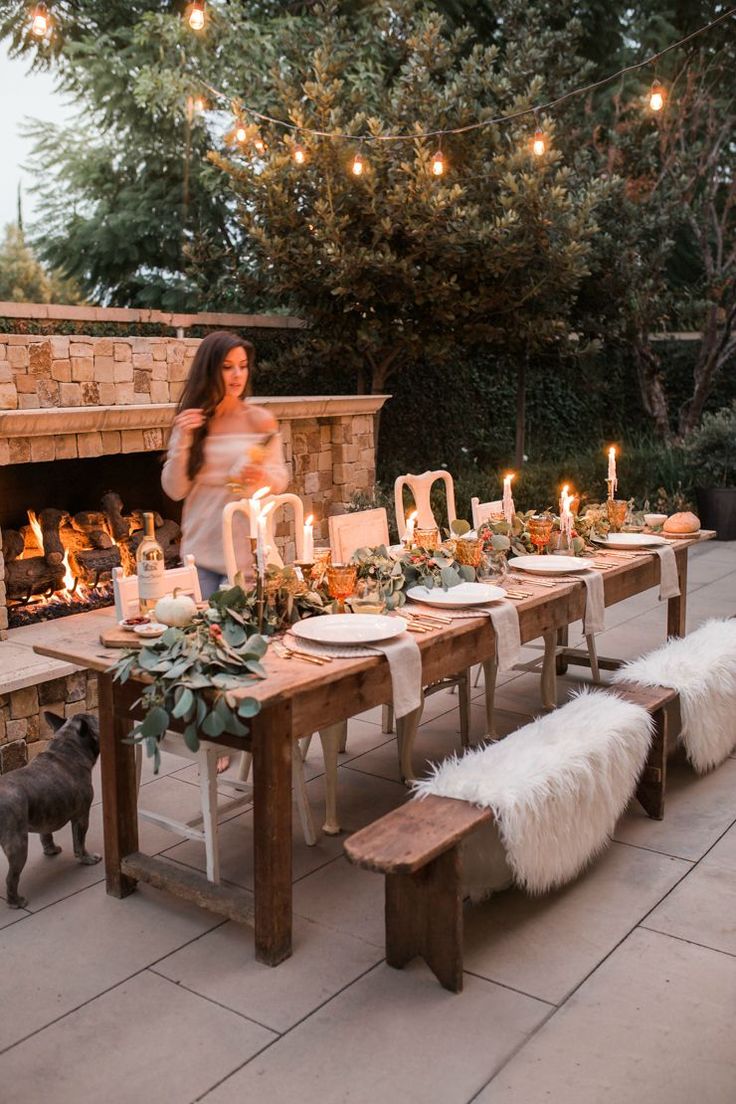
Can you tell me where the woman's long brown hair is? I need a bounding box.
[175,331,256,480]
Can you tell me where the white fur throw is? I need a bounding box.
[413,689,652,896]
[613,618,736,774]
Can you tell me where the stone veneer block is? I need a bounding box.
[30,437,55,463]
[77,431,103,457]
[7,346,29,368]
[51,360,72,382]
[0,382,19,409]
[71,358,95,382]
[114,342,132,361]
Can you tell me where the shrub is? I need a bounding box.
[683,403,736,488]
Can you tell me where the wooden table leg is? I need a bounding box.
[667,548,688,638]
[397,703,424,784]
[482,657,498,739]
[252,700,293,967]
[98,671,138,898]
[555,626,569,675]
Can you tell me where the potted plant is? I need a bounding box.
[685,403,736,540]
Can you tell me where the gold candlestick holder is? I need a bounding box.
[249,537,266,633]
[295,561,315,587]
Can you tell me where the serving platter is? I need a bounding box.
[406,582,506,607]
[291,613,408,646]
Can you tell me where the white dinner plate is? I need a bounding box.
[291,613,408,646]
[406,582,506,607]
[593,534,667,549]
[510,554,589,575]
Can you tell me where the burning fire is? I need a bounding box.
[27,510,77,591]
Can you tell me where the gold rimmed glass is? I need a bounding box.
[606,499,628,533]
[326,563,358,613]
[350,576,387,615]
[528,514,554,554]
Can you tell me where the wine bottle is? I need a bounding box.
[136,512,164,614]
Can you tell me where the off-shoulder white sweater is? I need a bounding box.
[162,425,289,575]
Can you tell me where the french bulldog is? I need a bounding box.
[0,711,101,909]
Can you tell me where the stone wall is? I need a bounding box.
[0,671,97,773]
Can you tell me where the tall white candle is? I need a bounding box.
[560,489,573,543]
[404,510,417,547]
[303,514,314,563]
[256,501,275,578]
[607,447,618,498]
[502,474,515,526]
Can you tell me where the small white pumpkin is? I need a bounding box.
[154,588,197,628]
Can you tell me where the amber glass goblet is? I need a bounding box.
[454,536,484,568]
[606,499,628,533]
[326,563,358,613]
[528,515,554,554]
[414,526,440,550]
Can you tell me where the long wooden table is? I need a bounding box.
[33,535,711,967]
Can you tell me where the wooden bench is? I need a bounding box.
[345,683,680,992]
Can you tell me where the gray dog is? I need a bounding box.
[0,711,101,908]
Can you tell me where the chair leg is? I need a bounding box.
[293,741,319,846]
[319,723,344,835]
[236,750,253,783]
[458,670,471,748]
[482,657,498,739]
[338,720,348,754]
[541,630,557,709]
[199,746,221,885]
[300,734,313,762]
[134,744,143,791]
[382,703,394,734]
[473,664,483,688]
[585,634,601,683]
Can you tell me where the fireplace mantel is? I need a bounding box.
[0,395,388,442]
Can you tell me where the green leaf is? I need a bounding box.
[224,712,249,737]
[183,723,200,752]
[245,660,267,678]
[222,620,247,647]
[237,697,261,718]
[140,706,169,740]
[201,710,225,737]
[172,687,194,720]
[246,635,268,659]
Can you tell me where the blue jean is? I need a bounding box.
[197,566,228,600]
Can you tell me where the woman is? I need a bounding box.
[162,331,288,599]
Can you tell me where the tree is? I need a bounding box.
[0,223,83,303]
[204,0,607,418]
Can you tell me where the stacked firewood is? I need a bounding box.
[3,492,181,602]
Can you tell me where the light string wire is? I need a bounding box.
[195,5,736,143]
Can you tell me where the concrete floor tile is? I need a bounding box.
[292,857,385,948]
[0,970,274,1104]
[644,822,736,956]
[464,842,690,1004]
[203,962,549,1104]
[614,757,736,860]
[474,928,736,1104]
[90,747,198,808]
[0,883,220,1052]
[156,914,382,1033]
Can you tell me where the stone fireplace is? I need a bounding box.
[0,330,387,769]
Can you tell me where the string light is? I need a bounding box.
[532,127,546,157]
[293,141,306,165]
[351,150,365,176]
[192,96,205,114]
[235,125,247,143]
[254,133,267,154]
[431,147,445,176]
[649,80,665,112]
[31,2,49,37]
[188,1,205,32]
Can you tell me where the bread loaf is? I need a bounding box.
[663,511,700,534]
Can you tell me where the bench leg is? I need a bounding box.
[636,705,670,820]
[385,846,464,992]
[541,630,557,710]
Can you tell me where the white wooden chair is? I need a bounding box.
[115,559,318,884]
[222,493,305,577]
[471,497,504,529]
[328,508,390,562]
[394,470,457,537]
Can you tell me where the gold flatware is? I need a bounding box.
[274,640,331,665]
[405,608,453,623]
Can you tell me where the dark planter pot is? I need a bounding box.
[696,486,736,541]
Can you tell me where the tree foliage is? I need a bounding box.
[0,223,83,303]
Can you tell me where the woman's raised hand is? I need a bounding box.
[174,408,206,433]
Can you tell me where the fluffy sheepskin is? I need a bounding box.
[413,689,652,896]
[613,617,736,774]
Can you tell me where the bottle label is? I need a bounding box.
[138,559,165,600]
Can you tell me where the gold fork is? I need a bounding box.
[273,640,329,666]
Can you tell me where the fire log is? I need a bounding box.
[39,508,67,566]
[71,512,114,549]
[6,556,66,599]
[101,492,132,543]
[74,546,122,580]
[2,530,25,562]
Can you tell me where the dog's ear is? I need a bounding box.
[44,711,67,734]
[78,713,100,751]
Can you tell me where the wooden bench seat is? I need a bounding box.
[345,684,680,992]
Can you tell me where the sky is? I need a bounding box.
[0,44,72,229]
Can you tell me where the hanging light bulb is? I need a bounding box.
[431,148,445,176]
[31,2,49,37]
[351,150,365,176]
[532,128,546,157]
[649,80,665,112]
[235,125,247,143]
[293,142,306,166]
[188,1,205,31]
